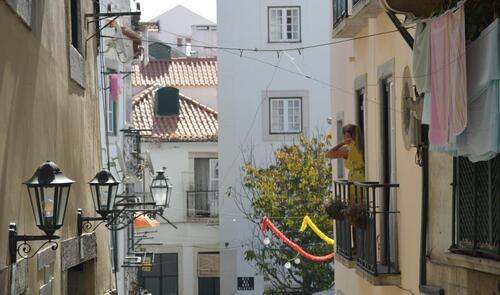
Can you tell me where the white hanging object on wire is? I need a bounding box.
[284,262,292,269]
[263,237,270,246]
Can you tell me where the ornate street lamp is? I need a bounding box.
[150,168,172,209]
[77,167,176,235]
[9,161,74,264]
[89,168,120,218]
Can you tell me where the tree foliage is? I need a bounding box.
[235,135,334,294]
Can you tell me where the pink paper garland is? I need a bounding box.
[261,216,335,262]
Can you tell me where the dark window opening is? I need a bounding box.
[70,0,81,51]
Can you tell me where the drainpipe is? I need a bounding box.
[419,125,444,295]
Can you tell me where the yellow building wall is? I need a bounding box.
[332,12,422,295]
[0,1,113,294]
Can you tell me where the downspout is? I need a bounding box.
[418,126,444,295]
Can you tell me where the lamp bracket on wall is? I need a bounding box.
[8,223,59,264]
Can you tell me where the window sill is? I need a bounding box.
[268,40,302,44]
[6,0,32,28]
[69,45,86,88]
[429,251,500,276]
[354,266,401,286]
[186,216,219,225]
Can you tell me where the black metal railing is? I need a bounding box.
[354,182,400,276]
[451,155,500,260]
[334,180,353,260]
[186,190,219,218]
[332,0,348,28]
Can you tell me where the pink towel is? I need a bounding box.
[109,74,122,102]
[430,14,450,145]
[448,6,467,136]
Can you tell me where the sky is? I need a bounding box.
[134,0,217,22]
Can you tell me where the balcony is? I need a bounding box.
[333,181,401,285]
[333,180,355,266]
[331,0,383,38]
[186,190,219,221]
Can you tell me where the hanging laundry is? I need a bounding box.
[429,13,450,145]
[413,22,431,95]
[448,6,467,137]
[109,74,122,102]
[456,19,500,162]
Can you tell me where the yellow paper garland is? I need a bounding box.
[299,216,335,245]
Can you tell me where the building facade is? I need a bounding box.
[217,0,332,293]
[132,85,220,295]
[144,5,217,58]
[331,1,500,294]
[0,0,114,294]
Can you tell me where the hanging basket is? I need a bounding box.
[325,199,347,220]
[342,205,368,229]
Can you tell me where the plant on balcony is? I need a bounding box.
[235,134,334,295]
[342,204,367,229]
[325,198,346,220]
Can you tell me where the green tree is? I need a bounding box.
[234,135,334,294]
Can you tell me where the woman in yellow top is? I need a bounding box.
[326,124,365,204]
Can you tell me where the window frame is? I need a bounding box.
[451,155,500,261]
[268,97,303,134]
[267,6,301,43]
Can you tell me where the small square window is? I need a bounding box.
[268,7,301,42]
[269,97,302,134]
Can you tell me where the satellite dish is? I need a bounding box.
[401,66,423,150]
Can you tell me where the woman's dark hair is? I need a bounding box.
[342,124,364,159]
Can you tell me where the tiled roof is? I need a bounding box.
[132,57,217,87]
[139,21,160,32]
[133,85,218,142]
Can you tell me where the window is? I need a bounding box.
[188,158,219,217]
[198,252,220,295]
[138,253,179,295]
[70,0,82,52]
[176,37,183,47]
[106,70,117,135]
[268,7,301,42]
[269,98,302,134]
[106,95,116,135]
[451,155,500,260]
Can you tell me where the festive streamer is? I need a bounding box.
[299,216,335,246]
[261,216,335,262]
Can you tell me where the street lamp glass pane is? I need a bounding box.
[27,186,41,226]
[98,185,110,211]
[56,186,70,225]
[41,187,56,227]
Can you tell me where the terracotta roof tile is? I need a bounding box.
[132,85,218,142]
[132,57,217,87]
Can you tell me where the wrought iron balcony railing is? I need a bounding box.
[186,190,219,218]
[333,180,354,261]
[354,182,399,276]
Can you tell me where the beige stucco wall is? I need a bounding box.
[331,11,422,295]
[0,1,113,294]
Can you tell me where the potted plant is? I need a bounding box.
[342,204,368,229]
[325,198,346,220]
